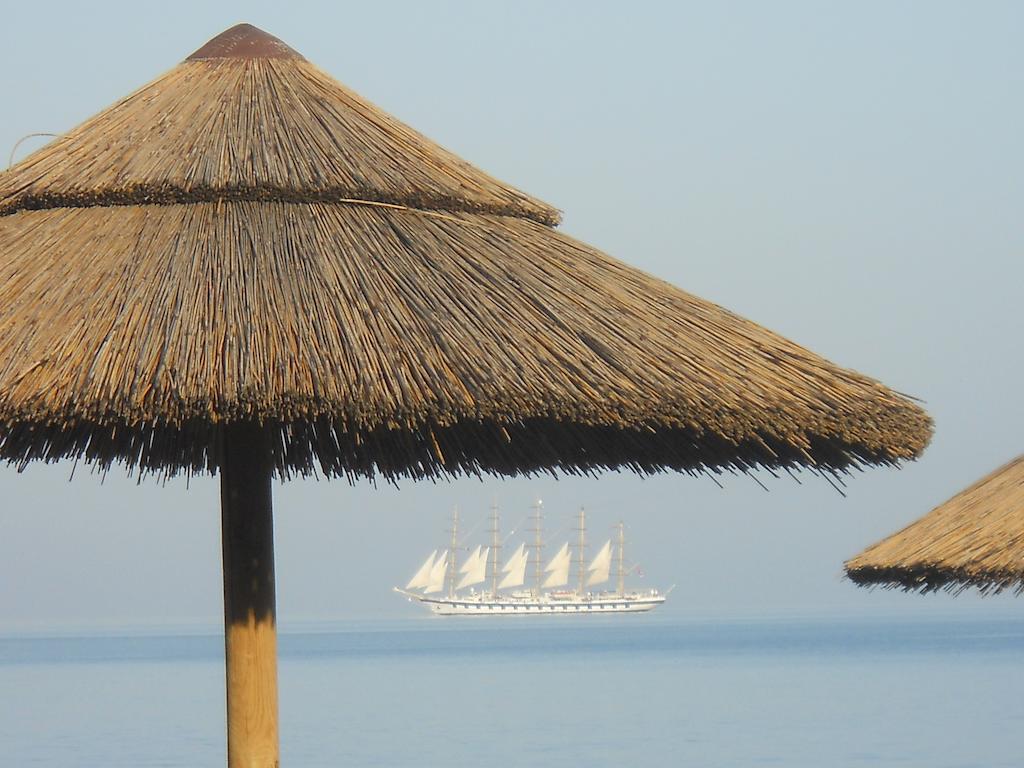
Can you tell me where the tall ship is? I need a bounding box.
[394,502,668,615]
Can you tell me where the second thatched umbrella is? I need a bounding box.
[0,23,931,768]
[846,455,1024,594]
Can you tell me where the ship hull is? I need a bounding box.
[395,589,666,616]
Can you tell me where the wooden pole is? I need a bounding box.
[220,422,279,768]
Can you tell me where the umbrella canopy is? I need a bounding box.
[0,24,931,483]
[846,455,1024,594]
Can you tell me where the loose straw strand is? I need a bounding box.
[7,133,61,169]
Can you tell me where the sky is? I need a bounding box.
[0,1,1021,633]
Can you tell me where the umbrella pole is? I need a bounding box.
[220,422,279,768]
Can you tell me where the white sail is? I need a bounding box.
[406,549,437,590]
[542,543,571,588]
[501,543,526,573]
[586,540,613,586]
[459,545,482,574]
[457,547,490,589]
[423,550,449,594]
[498,544,528,588]
[544,542,570,572]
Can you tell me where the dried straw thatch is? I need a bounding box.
[846,455,1024,594]
[0,24,932,480]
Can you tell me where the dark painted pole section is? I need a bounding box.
[221,422,276,622]
[220,422,279,768]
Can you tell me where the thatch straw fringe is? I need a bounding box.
[845,456,1024,594]
[0,200,930,478]
[0,59,560,226]
[0,416,917,483]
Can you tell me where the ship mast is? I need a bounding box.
[489,501,500,599]
[617,521,625,597]
[447,506,459,599]
[529,499,544,596]
[576,506,587,596]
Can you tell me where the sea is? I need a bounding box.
[1,614,1021,767]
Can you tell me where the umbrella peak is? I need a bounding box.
[187,23,304,61]
[0,32,561,225]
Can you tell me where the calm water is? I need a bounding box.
[1,616,1021,767]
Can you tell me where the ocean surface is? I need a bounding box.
[1,615,1021,767]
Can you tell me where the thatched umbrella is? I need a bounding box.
[846,455,1024,595]
[0,23,930,767]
